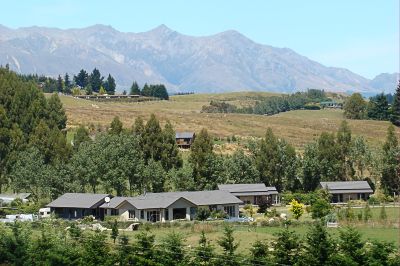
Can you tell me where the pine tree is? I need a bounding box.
[111,219,119,244]
[301,222,333,266]
[74,69,88,88]
[194,231,215,266]
[64,73,71,94]
[367,93,389,120]
[89,68,103,93]
[104,74,116,95]
[390,81,400,126]
[56,75,63,93]
[109,116,123,135]
[143,114,163,162]
[337,120,353,179]
[142,83,151,96]
[46,94,67,130]
[130,81,141,95]
[217,225,239,266]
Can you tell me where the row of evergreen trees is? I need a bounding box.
[0,222,398,266]
[129,81,169,100]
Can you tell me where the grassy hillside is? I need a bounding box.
[56,92,400,149]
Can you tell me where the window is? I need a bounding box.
[224,205,235,218]
[147,210,160,222]
[209,205,217,211]
[165,209,169,220]
[129,210,135,219]
[140,210,144,219]
[111,209,118,216]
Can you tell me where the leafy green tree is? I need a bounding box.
[130,81,141,95]
[99,86,107,95]
[317,132,341,181]
[310,197,332,219]
[164,164,195,192]
[365,240,396,266]
[349,136,371,179]
[74,69,89,88]
[132,116,145,139]
[344,93,366,119]
[302,142,321,191]
[381,125,399,194]
[103,74,116,95]
[73,125,91,150]
[363,202,372,222]
[390,81,400,126]
[337,120,353,179]
[85,84,93,95]
[111,220,119,244]
[194,231,215,266]
[143,114,164,162]
[161,121,182,170]
[109,116,123,135]
[224,149,259,184]
[272,229,301,265]
[143,159,165,192]
[135,230,156,262]
[47,93,67,130]
[367,93,390,120]
[89,68,103,93]
[217,225,239,266]
[289,199,304,220]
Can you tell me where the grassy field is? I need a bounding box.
[56,92,400,149]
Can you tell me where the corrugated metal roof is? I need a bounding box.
[47,193,110,209]
[320,181,373,193]
[218,184,278,194]
[175,132,195,139]
[101,190,242,210]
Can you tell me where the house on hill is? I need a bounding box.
[100,190,242,222]
[218,183,280,205]
[47,193,111,220]
[175,132,195,149]
[319,181,373,203]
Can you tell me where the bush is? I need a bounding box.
[257,197,272,213]
[310,198,332,219]
[196,208,211,221]
[367,196,380,205]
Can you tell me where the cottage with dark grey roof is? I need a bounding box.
[319,181,373,203]
[47,193,111,220]
[100,190,242,222]
[175,132,195,149]
[218,183,280,205]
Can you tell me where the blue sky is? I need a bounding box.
[0,0,398,78]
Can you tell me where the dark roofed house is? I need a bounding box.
[320,181,373,203]
[101,190,242,222]
[218,183,280,205]
[176,132,195,149]
[47,193,111,220]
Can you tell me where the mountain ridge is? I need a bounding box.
[0,24,397,93]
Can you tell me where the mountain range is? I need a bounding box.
[0,24,397,94]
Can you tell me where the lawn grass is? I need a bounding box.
[56,92,400,149]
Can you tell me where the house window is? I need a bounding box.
[224,205,235,217]
[165,209,169,220]
[140,210,144,219]
[147,210,160,222]
[129,210,135,219]
[209,205,217,211]
[111,209,118,216]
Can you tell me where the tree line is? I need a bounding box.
[343,83,400,127]
[202,89,330,115]
[0,221,398,266]
[130,81,169,100]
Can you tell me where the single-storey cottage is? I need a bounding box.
[47,193,111,220]
[217,183,280,205]
[100,190,242,222]
[320,181,373,203]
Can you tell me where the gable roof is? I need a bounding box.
[47,193,111,209]
[101,190,242,210]
[320,181,373,194]
[176,132,195,139]
[218,183,278,195]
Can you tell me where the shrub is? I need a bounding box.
[367,195,380,205]
[257,197,272,213]
[195,208,211,221]
[289,199,304,220]
[310,198,332,219]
